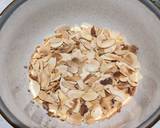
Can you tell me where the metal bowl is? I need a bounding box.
[0,0,160,128]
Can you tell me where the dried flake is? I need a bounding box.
[80,32,92,41]
[101,100,122,119]
[100,53,121,61]
[129,71,142,83]
[81,23,92,29]
[92,83,104,92]
[84,74,99,85]
[128,86,136,96]
[85,59,100,72]
[67,90,84,99]
[50,72,60,81]
[97,39,115,48]
[60,82,69,93]
[56,65,71,77]
[100,61,111,73]
[80,68,90,80]
[60,78,76,90]
[122,52,138,67]
[39,91,55,103]
[86,50,95,61]
[57,90,68,103]
[91,26,97,37]
[62,31,70,39]
[77,79,85,90]
[52,52,62,62]
[48,57,56,68]
[31,60,40,71]
[73,99,81,113]
[116,82,128,90]
[55,25,70,33]
[67,63,79,74]
[32,52,41,59]
[71,49,84,60]
[37,45,50,57]
[29,80,40,98]
[67,113,82,125]
[130,45,138,54]
[60,53,72,61]
[28,24,141,124]
[113,71,122,78]
[100,78,113,85]
[91,105,103,120]
[97,90,106,97]
[104,85,129,102]
[100,96,113,110]
[103,44,116,53]
[42,101,49,111]
[123,44,138,54]
[29,70,38,81]
[82,90,99,101]
[71,26,81,32]
[64,75,81,81]
[80,39,92,49]
[49,38,63,48]
[64,99,75,108]
[48,103,58,114]
[39,70,50,90]
[80,103,88,116]
[57,105,69,120]
[86,115,96,124]
[97,31,107,41]
[60,43,75,53]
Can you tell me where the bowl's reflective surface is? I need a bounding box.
[0,0,160,128]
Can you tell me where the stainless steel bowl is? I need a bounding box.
[0,0,160,128]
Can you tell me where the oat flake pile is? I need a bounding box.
[28,24,142,124]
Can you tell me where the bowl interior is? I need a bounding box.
[0,0,160,128]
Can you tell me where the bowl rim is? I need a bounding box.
[0,0,160,128]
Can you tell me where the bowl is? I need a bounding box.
[0,0,160,128]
